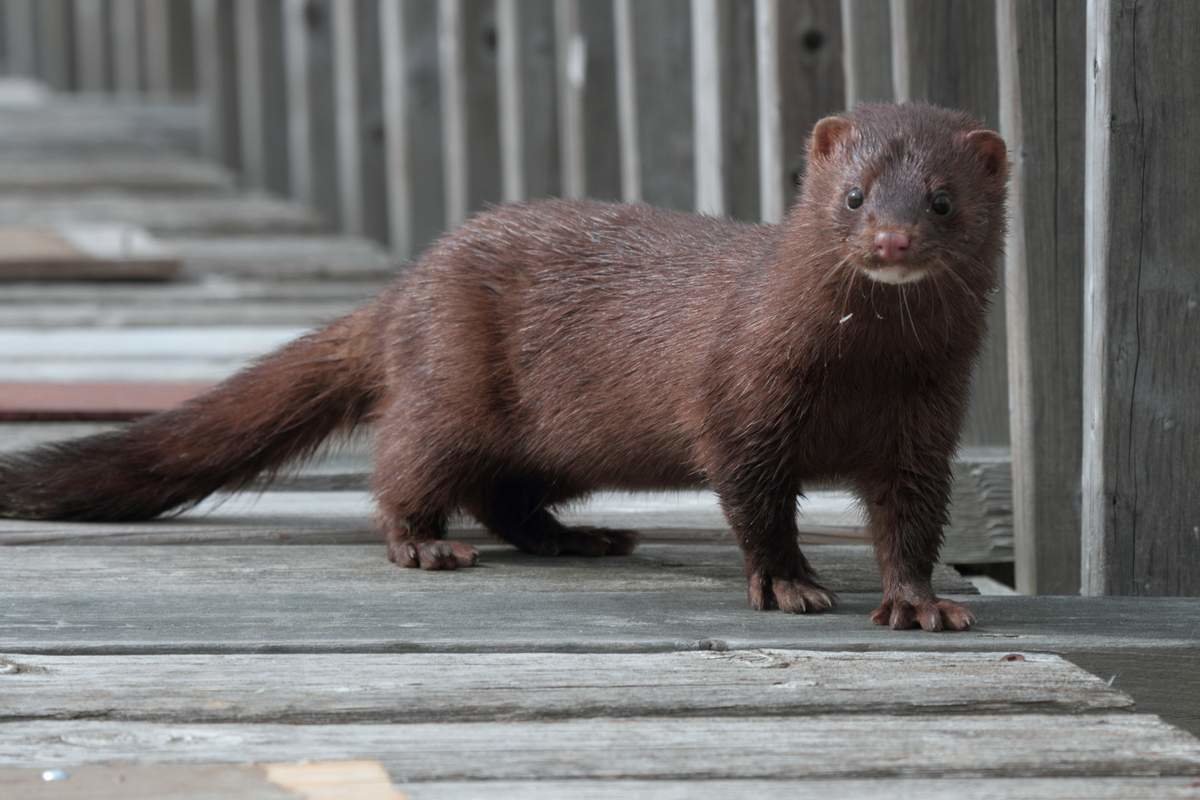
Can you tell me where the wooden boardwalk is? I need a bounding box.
[2,86,1200,798]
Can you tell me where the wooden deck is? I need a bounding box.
[2,85,1200,798]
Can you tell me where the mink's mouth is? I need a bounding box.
[858,264,929,285]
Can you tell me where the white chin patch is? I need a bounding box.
[861,265,928,285]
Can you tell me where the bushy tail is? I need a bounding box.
[0,303,385,521]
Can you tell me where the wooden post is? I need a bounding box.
[379,0,412,256]
[613,0,641,203]
[554,0,585,199]
[890,0,1007,451]
[631,0,692,211]
[690,0,724,216]
[4,0,36,77]
[437,0,468,226]
[141,0,171,97]
[331,0,364,235]
[73,0,110,92]
[496,0,526,203]
[754,0,783,223]
[284,0,339,228]
[35,0,72,91]
[996,0,1086,595]
[193,0,240,169]
[840,0,892,107]
[235,0,268,188]
[110,0,142,95]
[1082,0,1200,596]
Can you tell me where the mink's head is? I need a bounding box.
[794,102,1007,289]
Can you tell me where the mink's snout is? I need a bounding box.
[873,230,911,263]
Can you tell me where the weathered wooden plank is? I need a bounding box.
[286,0,339,228]
[840,0,892,106]
[0,761,400,800]
[72,0,110,93]
[166,235,397,281]
[0,194,320,236]
[109,0,142,95]
[0,281,380,310]
[890,0,1007,449]
[235,0,289,195]
[0,100,202,155]
[1081,0,1200,596]
[997,0,1085,594]
[612,0,640,202]
[690,0,724,216]
[3,0,36,78]
[0,155,233,193]
[379,0,413,255]
[400,0,447,254]
[777,0,844,209]
[0,543,973,595]
[192,0,240,169]
[632,0,692,210]
[2,715,1198,780]
[0,225,180,282]
[577,0,620,201]
[397,779,1200,800]
[754,0,783,222]
[0,650,1131,723]
[331,0,364,235]
[350,0,389,246]
[554,0,585,198]
[0,382,209,421]
[33,0,72,92]
[437,0,467,226]
[140,0,171,98]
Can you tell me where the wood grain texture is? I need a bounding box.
[998,0,1086,595]
[0,193,320,236]
[0,650,1130,723]
[0,156,233,193]
[892,0,1008,449]
[0,544,975,595]
[402,779,1200,800]
[2,715,1198,780]
[840,0,893,106]
[1081,0,1200,596]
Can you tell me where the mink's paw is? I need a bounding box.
[871,596,975,632]
[747,571,837,614]
[388,539,480,570]
[545,526,640,557]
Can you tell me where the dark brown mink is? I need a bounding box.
[0,102,1007,632]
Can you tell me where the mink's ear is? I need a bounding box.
[809,116,853,162]
[964,130,1008,180]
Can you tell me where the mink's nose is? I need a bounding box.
[873,231,911,263]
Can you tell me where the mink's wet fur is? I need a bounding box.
[0,103,1007,631]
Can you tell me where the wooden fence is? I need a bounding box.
[2,0,1197,599]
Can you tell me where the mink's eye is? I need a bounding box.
[930,190,954,216]
[845,187,864,210]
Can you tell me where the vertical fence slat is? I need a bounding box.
[754,0,783,223]
[332,0,364,234]
[690,0,724,216]
[1082,0,1200,596]
[438,0,468,226]
[141,0,171,97]
[5,0,36,77]
[997,0,1086,595]
[284,0,342,228]
[891,0,1006,450]
[633,0,692,210]
[554,0,585,199]
[36,0,72,90]
[110,0,142,95]
[194,0,240,168]
[235,0,266,187]
[73,0,109,92]
[284,0,313,203]
[380,0,412,255]
[496,0,525,202]
[840,0,892,107]
[888,0,909,102]
[612,0,640,202]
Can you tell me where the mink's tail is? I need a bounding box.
[0,302,386,522]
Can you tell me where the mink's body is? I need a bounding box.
[0,103,1007,631]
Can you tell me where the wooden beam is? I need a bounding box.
[72,0,109,92]
[1082,0,1200,596]
[613,0,641,202]
[889,0,1007,450]
[554,0,585,198]
[840,0,893,107]
[690,0,724,216]
[331,0,363,235]
[997,0,1086,595]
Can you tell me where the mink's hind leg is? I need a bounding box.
[465,477,639,557]
[372,431,479,571]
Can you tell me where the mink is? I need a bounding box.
[0,102,1007,632]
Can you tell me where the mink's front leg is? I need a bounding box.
[712,465,836,614]
[857,462,975,632]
